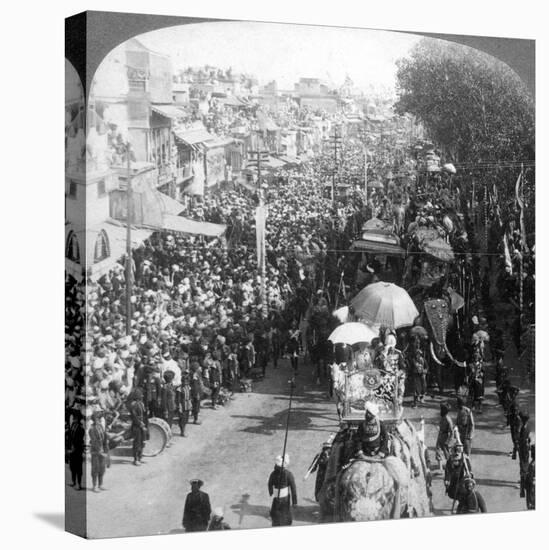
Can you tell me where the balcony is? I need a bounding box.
[175,164,193,183]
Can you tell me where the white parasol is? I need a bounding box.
[351,282,419,329]
[328,322,378,346]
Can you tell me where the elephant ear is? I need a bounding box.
[383,456,410,488]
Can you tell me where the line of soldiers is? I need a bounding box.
[496,373,535,509]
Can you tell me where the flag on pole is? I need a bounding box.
[255,205,268,313]
[515,169,529,253]
[503,233,513,274]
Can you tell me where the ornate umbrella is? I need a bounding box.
[351,282,419,329]
[328,322,378,346]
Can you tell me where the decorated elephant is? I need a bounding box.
[421,298,466,368]
[318,419,432,522]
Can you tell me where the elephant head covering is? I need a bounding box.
[275,454,290,467]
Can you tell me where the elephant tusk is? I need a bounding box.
[444,342,466,368]
[429,341,444,366]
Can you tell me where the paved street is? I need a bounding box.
[67,349,534,539]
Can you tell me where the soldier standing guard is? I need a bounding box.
[129,388,148,466]
[89,410,109,492]
[176,373,192,437]
[268,454,298,526]
[518,410,531,498]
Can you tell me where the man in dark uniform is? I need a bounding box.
[268,454,298,526]
[129,388,148,466]
[176,373,192,437]
[456,477,487,514]
[305,440,332,502]
[182,479,211,532]
[455,397,474,456]
[525,443,535,510]
[67,409,85,490]
[190,364,202,424]
[518,410,531,498]
[354,402,389,458]
[89,410,109,492]
[161,371,176,430]
[507,401,522,460]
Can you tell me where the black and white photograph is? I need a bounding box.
[62,9,536,541]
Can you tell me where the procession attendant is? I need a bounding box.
[435,402,454,473]
[525,443,535,510]
[408,337,427,407]
[208,507,231,531]
[129,388,148,466]
[190,364,202,425]
[455,397,475,456]
[445,443,472,502]
[161,371,177,430]
[468,347,486,413]
[287,323,301,374]
[89,410,109,492]
[182,479,211,532]
[176,373,192,437]
[268,454,298,527]
[355,402,389,458]
[210,357,222,409]
[518,410,531,498]
[305,440,332,502]
[456,477,487,514]
[507,401,522,460]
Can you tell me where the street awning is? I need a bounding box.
[264,156,285,169]
[278,155,301,165]
[157,192,186,216]
[161,215,226,238]
[204,137,235,149]
[151,104,186,119]
[84,220,153,281]
[174,128,215,146]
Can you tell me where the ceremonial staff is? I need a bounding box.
[278,378,296,499]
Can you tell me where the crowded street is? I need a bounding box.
[65,22,535,538]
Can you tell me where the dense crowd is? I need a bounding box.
[66,124,534,511]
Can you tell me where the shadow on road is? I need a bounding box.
[475,478,520,489]
[230,493,320,525]
[231,408,337,436]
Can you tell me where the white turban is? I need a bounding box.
[365,402,379,416]
[275,454,290,467]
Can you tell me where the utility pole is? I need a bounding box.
[125,142,133,336]
[248,132,269,317]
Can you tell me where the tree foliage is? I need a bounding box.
[394,38,534,163]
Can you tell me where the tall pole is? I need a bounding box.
[257,142,267,318]
[278,378,296,498]
[250,131,268,317]
[125,143,133,336]
[363,144,368,197]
